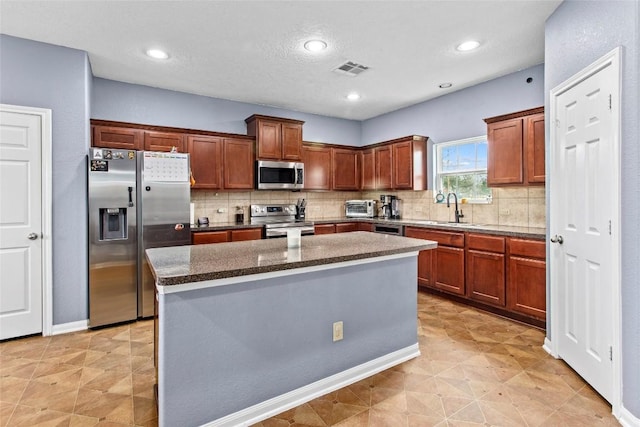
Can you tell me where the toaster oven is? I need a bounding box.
[345,200,377,218]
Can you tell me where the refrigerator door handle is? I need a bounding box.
[128,186,134,207]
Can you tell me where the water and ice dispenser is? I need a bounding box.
[99,207,128,240]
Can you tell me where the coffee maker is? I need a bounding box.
[380,195,400,219]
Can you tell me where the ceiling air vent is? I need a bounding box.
[333,61,369,77]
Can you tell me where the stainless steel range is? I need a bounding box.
[250,204,314,238]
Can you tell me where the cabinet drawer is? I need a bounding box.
[192,231,229,244]
[314,224,336,234]
[335,223,358,233]
[230,228,263,241]
[509,238,545,259]
[405,227,464,248]
[467,234,505,253]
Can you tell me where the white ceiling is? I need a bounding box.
[0,0,562,121]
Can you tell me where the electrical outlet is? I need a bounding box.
[500,209,511,215]
[333,321,343,342]
[217,208,226,213]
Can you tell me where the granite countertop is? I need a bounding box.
[146,232,436,287]
[315,217,546,239]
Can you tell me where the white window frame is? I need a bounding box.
[434,135,492,204]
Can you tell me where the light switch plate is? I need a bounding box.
[333,321,343,342]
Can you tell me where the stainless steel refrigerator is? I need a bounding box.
[88,149,190,327]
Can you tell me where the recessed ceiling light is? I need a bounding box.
[439,83,453,89]
[146,49,169,59]
[346,92,360,101]
[456,40,480,52]
[304,40,327,52]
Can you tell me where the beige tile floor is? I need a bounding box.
[0,293,617,426]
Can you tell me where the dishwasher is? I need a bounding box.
[373,223,404,236]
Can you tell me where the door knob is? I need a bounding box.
[550,235,563,244]
[27,233,38,240]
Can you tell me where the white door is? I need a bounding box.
[0,108,43,340]
[550,51,620,403]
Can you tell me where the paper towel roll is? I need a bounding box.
[190,203,195,226]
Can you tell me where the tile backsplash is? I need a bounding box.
[192,186,546,229]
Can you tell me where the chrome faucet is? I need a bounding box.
[446,192,464,223]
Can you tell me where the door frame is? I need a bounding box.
[547,47,622,416]
[1,104,53,337]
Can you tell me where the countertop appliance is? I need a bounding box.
[373,223,404,236]
[250,204,314,238]
[88,149,190,327]
[345,200,377,218]
[256,160,304,190]
[380,194,401,220]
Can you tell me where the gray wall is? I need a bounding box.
[545,0,639,418]
[361,64,545,145]
[158,257,417,426]
[92,78,362,146]
[0,34,92,325]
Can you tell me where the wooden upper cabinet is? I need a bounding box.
[302,144,332,190]
[361,149,376,190]
[144,131,185,152]
[526,113,545,184]
[486,118,524,185]
[392,136,427,190]
[222,138,254,189]
[245,115,304,161]
[332,148,360,191]
[187,135,223,189]
[92,125,142,150]
[485,107,544,187]
[375,145,393,190]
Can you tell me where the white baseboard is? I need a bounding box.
[50,319,88,335]
[203,343,421,427]
[543,337,557,358]
[619,405,640,427]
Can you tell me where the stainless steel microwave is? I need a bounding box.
[256,160,304,190]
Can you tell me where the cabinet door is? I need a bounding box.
[466,250,506,306]
[434,246,465,295]
[144,131,185,152]
[487,118,523,185]
[230,228,263,241]
[507,256,546,319]
[192,231,229,244]
[314,224,336,234]
[93,126,142,150]
[361,149,376,190]
[256,120,281,160]
[187,135,222,189]
[223,138,254,189]
[357,222,374,232]
[404,227,435,288]
[332,148,360,190]
[375,145,393,190]
[392,141,413,189]
[526,113,546,184]
[281,123,302,161]
[335,222,358,233]
[302,145,332,190]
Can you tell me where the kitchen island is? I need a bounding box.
[146,232,436,427]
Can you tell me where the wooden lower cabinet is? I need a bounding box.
[507,238,546,320]
[335,222,358,233]
[357,222,374,232]
[192,228,262,244]
[405,227,465,296]
[407,226,546,327]
[314,224,336,234]
[466,234,506,307]
[192,231,229,244]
